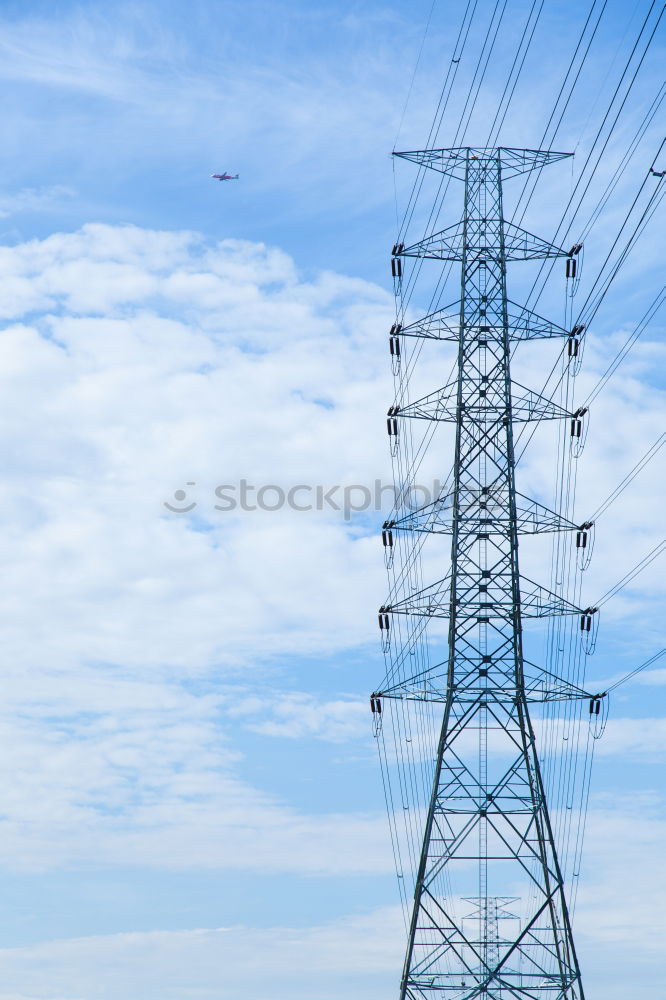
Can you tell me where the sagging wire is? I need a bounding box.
[594,537,666,608]
[581,283,666,410]
[597,646,666,695]
[589,429,666,521]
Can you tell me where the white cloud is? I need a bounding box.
[0,4,411,229]
[227,691,368,742]
[586,714,666,759]
[0,222,661,1000]
[0,223,404,874]
[0,185,74,220]
[574,798,666,981]
[0,797,658,1000]
[0,906,404,1000]
[0,5,661,998]
[0,223,394,681]
[0,220,661,877]
[636,667,666,685]
[0,669,392,874]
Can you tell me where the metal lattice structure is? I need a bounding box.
[376,148,600,1000]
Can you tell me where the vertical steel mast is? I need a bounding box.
[376,148,598,1000]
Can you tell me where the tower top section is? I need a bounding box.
[393,145,572,181]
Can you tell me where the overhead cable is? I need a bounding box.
[589,429,666,521]
[595,537,666,607]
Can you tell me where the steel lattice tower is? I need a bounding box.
[376,148,599,1000]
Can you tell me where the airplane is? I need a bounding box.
[211,172,239,181]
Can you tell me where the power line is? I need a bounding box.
[582,283,666,409]
[589,429,666,521]
[519,0,663,316]
[378,9,665,987]
[600,647,666,694]
[393,0,439,152]
[595,537,666,607]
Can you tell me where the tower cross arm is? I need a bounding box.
[393,146,572,180]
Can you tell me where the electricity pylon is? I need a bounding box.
[463,897,520,980]
[376,148,599,999]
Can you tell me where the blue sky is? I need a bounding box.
[0,0,663,997]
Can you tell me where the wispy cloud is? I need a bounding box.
[0,185,74,219]
[227,691,368,742]
[0,906,404,1000]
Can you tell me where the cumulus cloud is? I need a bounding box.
[0,221,660,877]
[0,222,395,677]
[0,222,408,875]
[0,221,660,1000]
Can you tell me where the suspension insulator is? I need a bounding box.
[568,337,580,357]
[381,527,394,548]
[391,258,402,278]
[378,610,390,632]
[370,695,383,714]
[576,530,588,549]
[589,697,602,716]
[389,336,401,357]
[387,417,398,436]
[570,407,587,438]
[566,258,577,279]
[580,607,597,632]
